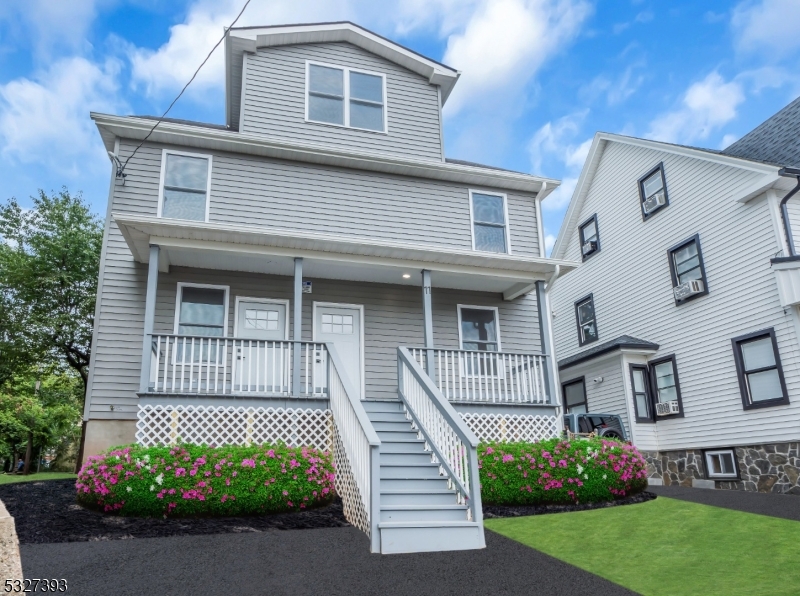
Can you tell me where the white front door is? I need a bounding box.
[235,299,289,392]
[314,303,363,399]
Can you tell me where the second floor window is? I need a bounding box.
[732,328,789,409]
[574,294,598,346]
[306,63,386,132]
[668,235,708,304]
[470,191,510,253]
[160,151,211,222]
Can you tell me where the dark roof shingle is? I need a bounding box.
[722,95,800,168]
[558,335,659,370]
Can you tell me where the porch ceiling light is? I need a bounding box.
[402,273,411,279]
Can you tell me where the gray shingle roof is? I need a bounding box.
[722,95,800,168]
[558,335,659,370]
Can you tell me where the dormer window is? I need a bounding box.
[638,163,669,219]
[306,62,386,133]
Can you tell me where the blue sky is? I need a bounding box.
[1,0,799,252]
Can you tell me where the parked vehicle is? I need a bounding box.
[563,413,627,440]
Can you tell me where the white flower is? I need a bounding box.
[584,474,589,480]
[150,485,155,492]
[603,474,607,480]
[576,464,584,474]
[126,486,132,492]
[155,473,163,485]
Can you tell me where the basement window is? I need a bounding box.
[704,449,738,480]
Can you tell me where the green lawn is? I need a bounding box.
[0,472,76,485]
[485,496,800,596]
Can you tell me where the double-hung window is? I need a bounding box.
[579,214,600,260]
[458,306,500,352]
[470,191,510,253]
[562,378,588,414]
[159,151,211,222]
[638,163,669,219]
[574,294,598,346]
[668,235,708,304]
[306,63,386,132]
[649,355,682,417]
[731,328,789,409]
[176,284,228,337]
[629,365,653,422]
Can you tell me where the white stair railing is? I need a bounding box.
[326,342,382,553]
[146,335,327,397]
[408,347,549,404]
[397,347,483,525]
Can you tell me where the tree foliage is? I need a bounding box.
[0,189,103,390]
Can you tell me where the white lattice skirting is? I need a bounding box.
[460,412,559,443]
[136,404,332,451]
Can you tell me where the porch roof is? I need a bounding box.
[114,214,578,296]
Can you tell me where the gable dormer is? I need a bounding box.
[224,22,459,161]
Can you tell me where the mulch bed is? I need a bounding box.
[483,491,657,518]
[0,479,655,544]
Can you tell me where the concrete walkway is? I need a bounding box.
[22,527,638,596]
[649,485,800,522]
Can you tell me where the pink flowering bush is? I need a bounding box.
[479,437,648,505]
[76,443,336,517]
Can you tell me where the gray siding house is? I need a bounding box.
[550,97,800,494]
[84,22,575,553]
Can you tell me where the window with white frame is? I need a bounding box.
[574,294,598,346]
[306,63,386,132]
[459,307,499,351]
[176,285,228,337]
[732,328,789,409]
[704,449,738,479]
[160,152,211,222]
[470,191,509,253]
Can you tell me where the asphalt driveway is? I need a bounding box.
[21,526,638,596]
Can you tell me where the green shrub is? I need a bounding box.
[479,437,648,505]
[76,443,336,517]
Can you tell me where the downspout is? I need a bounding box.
[778,167,800,257]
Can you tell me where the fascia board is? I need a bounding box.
[113,213,579,277]
[92,113,558,194]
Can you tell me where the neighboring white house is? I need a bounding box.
[82,22,576,552]
[549,97,800,494]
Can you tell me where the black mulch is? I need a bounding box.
[483,490,656,518]
[1,479,655,544]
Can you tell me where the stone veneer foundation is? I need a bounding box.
[642,442,800,494]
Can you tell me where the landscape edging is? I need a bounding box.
[0,497,23,580]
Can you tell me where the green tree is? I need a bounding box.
[0,189,103,392]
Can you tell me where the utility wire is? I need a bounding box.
[117,0,252,177]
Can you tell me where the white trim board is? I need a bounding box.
[312,301,366,400]
[232,296,290,340]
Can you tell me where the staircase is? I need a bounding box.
[363,398,485,554]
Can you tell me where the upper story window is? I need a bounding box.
[649,355,683,417]
[470,191,510,254]
[306,62,387,133]
[574,294,598,346]
[731,328,789,410]
[638,162,669,220]
[458,305,500,352]
[159,150,211,222]
[579,214,600,260]
[668,235,708,304]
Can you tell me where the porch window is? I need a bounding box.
[176,285,228,337]
[562,378,587,414]
[470,191,510,254]
[307,62,386,132]
[458,306,500,351]
[160,151,211,222]
[732,328,789,409]
[574,294,598,346]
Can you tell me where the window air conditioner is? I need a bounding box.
[655,401,680,416]
[673,279,704,301]
[582,240,597,256]
[642,190,666,214]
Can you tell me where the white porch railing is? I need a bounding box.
[408,347,550,404]
[327,343,381,552]
[146,335,327,397]
[397,347,483,525]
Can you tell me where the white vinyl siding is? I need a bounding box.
[551,139,800,451]
[240,43,442,160]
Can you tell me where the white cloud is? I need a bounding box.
[442,0,592,114]
[528,110,589,172]
[732,0,800,58]
[646,72,744,144]
[581,63,644,106]
[542,176,577,211]
[720,133,738,149]
[0,57,124,176]
[544,232,556,251]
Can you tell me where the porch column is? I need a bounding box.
[292,257,303,396]
[139,244,160,393]
[535,280,559,409]
[422,269,435,378]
